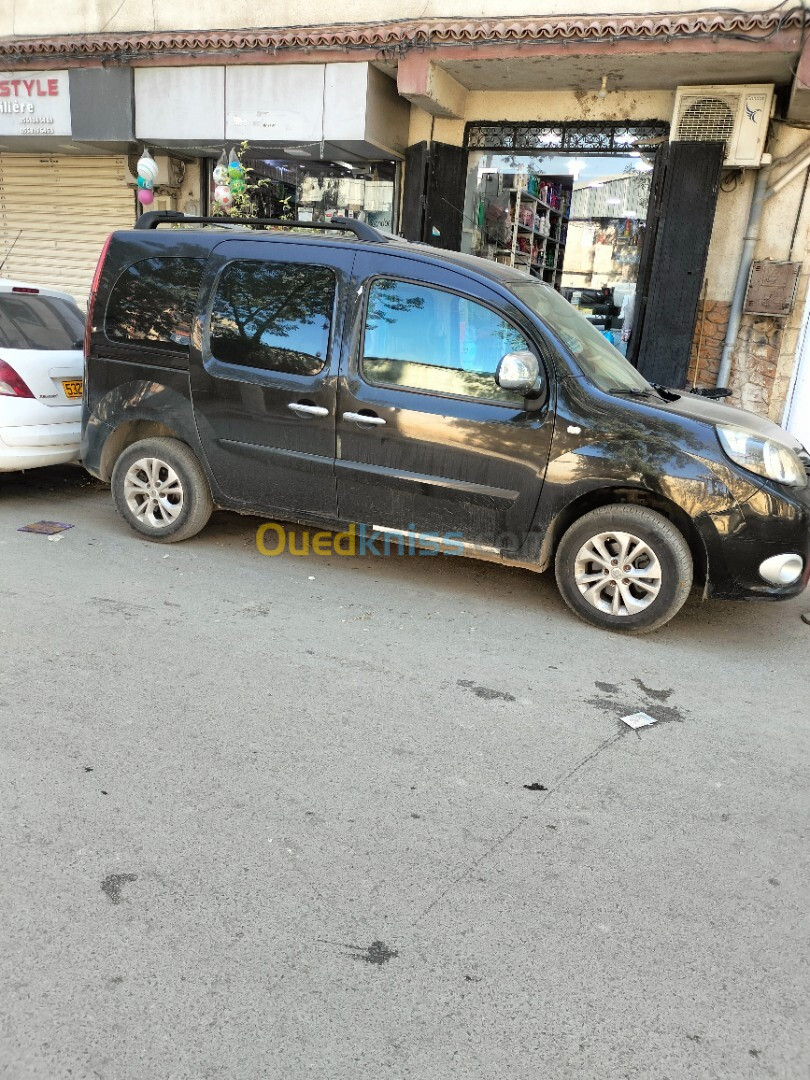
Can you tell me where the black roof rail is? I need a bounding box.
[134,210,387,242]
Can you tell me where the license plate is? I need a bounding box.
[62,379,83,400]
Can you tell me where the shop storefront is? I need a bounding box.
[221,157,398,231]
[137,62,407,230]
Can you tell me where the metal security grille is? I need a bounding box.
[465,120,670,154]
[0,155,135,304]
[676,97,736,144]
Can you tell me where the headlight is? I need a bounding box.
[716,425,807,488]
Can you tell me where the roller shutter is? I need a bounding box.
[0,154,135,306]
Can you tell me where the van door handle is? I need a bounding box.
[342,411,386,426]
[288,402,329,417]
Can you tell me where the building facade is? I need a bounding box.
[1,2,809,444]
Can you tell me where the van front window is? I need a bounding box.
[510,282,652,394]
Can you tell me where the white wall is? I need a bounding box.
[1,0,781,37]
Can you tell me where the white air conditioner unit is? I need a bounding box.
[671,84,774,168]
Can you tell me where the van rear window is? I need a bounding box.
[105,257,205,353]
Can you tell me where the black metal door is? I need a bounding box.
[629,141,725,386]
[626,143,668,370]
[400,141,467,250]
[401,141,429,242]
[424,142,467,250]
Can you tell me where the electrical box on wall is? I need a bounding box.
[671,85,774,168]
[743,259,801,316]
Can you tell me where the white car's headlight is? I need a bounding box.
[717,425,807,488]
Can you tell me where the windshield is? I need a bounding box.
[509,281,652,393]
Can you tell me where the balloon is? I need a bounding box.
[228,161,244,179]
[136,176,153,189]
[229,177,246,196]
[214,184,233,208]
[137,187,155,206]
[136,149,159,183]
[213,164,228,184]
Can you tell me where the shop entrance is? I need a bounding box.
[460,121,672,351]
[401,122,670,354]
[400,122,728,389]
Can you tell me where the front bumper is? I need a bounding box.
[698,481,810,600]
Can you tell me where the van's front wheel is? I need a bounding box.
[111,437,213,543]
[554,504,693,633]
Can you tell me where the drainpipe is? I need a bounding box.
[717,143,810,388]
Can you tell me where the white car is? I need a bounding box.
[0,279,85,471]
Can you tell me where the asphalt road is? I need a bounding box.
[2,465,808,1080]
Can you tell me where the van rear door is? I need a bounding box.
[190,239,354,518]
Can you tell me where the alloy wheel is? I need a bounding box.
[573,530,662,617]
[123,456,184,529]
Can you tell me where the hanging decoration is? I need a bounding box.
[136,147,157,207]
[227,147,246,199]
[214,184,233,209]
[212,148,248,211]
[212,151,229,186]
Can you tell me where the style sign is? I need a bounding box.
[0,70,71,136]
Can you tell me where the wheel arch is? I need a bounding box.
[537,486,708,587]
[99,420,183,482]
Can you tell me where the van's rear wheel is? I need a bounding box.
[554,504,693,633]
[111,437,213,543]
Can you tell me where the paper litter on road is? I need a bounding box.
[18,520,74,535]
[46,534,63,543]
[621,711,659,730]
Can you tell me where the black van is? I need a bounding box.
[81,213,810,633]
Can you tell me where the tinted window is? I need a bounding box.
[105,257,205,353]
[362,278,530,405]
[210,261,335,376]
[0,293,84,351]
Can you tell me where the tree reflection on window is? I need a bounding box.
[105,258,204,352]
[363,277,529,405]
[210,261,335,376]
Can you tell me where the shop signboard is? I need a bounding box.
[0,70,71,137]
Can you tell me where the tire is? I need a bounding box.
[554,504,693,634]
[110,437,213,543]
